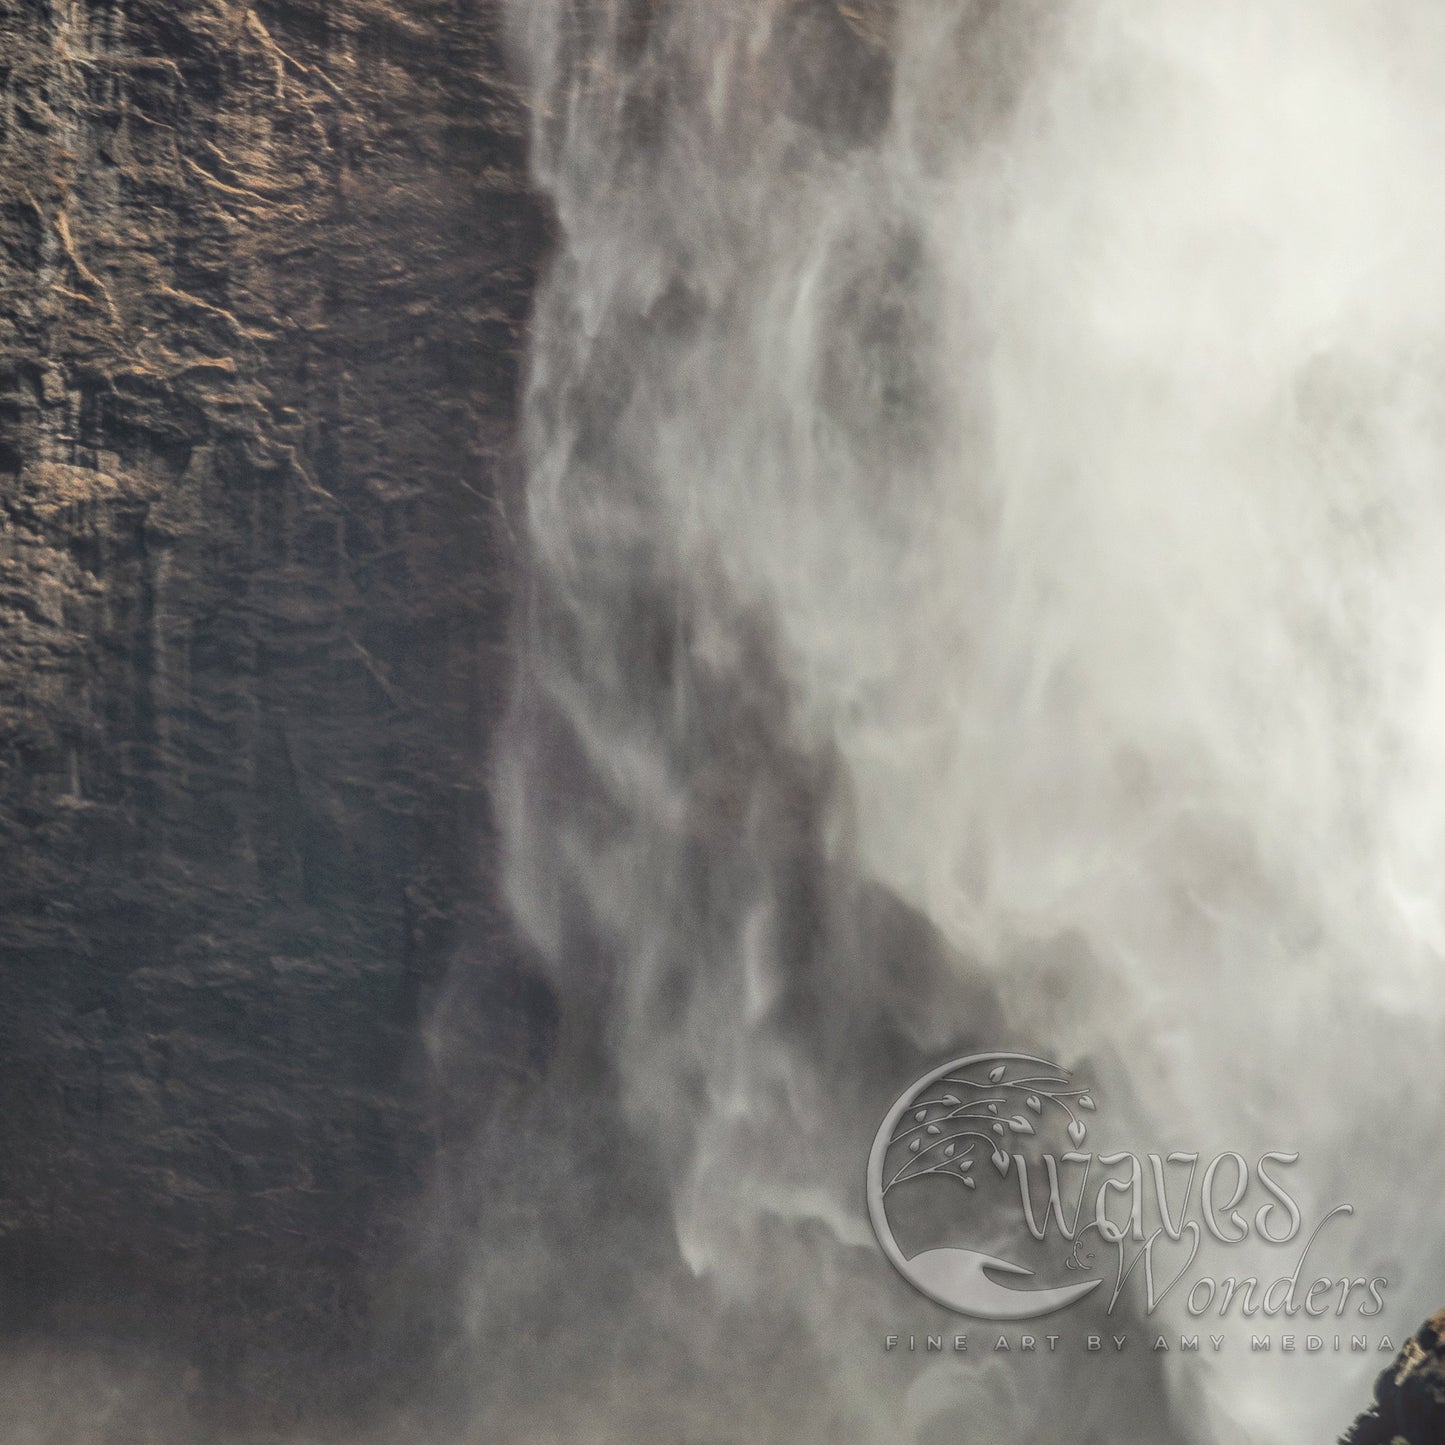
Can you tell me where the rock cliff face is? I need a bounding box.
[1,3,1436,1442]
[1341,1313,1445,1445]
[0,0,544,1423]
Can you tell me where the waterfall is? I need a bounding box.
[494,2,1445,1441]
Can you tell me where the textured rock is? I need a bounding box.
[0,0,545,1422]
[1341,1313,1445,1445]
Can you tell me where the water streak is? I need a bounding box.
[498,3,1445,1440]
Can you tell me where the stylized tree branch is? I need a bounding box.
[884,1129,994,1193]
[884,1060,1098,1197]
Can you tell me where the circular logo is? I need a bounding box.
[867,1052,1105,1320]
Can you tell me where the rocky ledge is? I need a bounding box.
[1341,1313,1445,1445]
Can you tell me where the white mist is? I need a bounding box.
[499,3,1445,1441]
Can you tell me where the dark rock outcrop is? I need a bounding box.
[0,0,545,1422]
[1341,1313,1445,1445]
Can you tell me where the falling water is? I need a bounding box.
[495,2,1445,1442]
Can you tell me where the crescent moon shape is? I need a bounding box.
[867,1052,1101,1320]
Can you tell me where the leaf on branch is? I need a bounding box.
[944,1144,956,1158]
[1010,1116,1034,1135]
[910,1138,922,1153]
[963,1175,977,1189]
[987,1104,998,1114]
[1068,1120,1087,1146]
[941,1094,960,1106]
[927,1125,941,1136]
[988,1065,1006,1083]
[915,1109,929,1122]
[1079,1095,1096,1111]
[991,1149,1010,1176]
[992,1122,1004,1136]
[1026,1095,1041,1113]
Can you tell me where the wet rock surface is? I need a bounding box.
[0,0,545,1424]
[1341,1313,1445,1445]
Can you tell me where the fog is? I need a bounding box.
[495,3,1445,1441]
